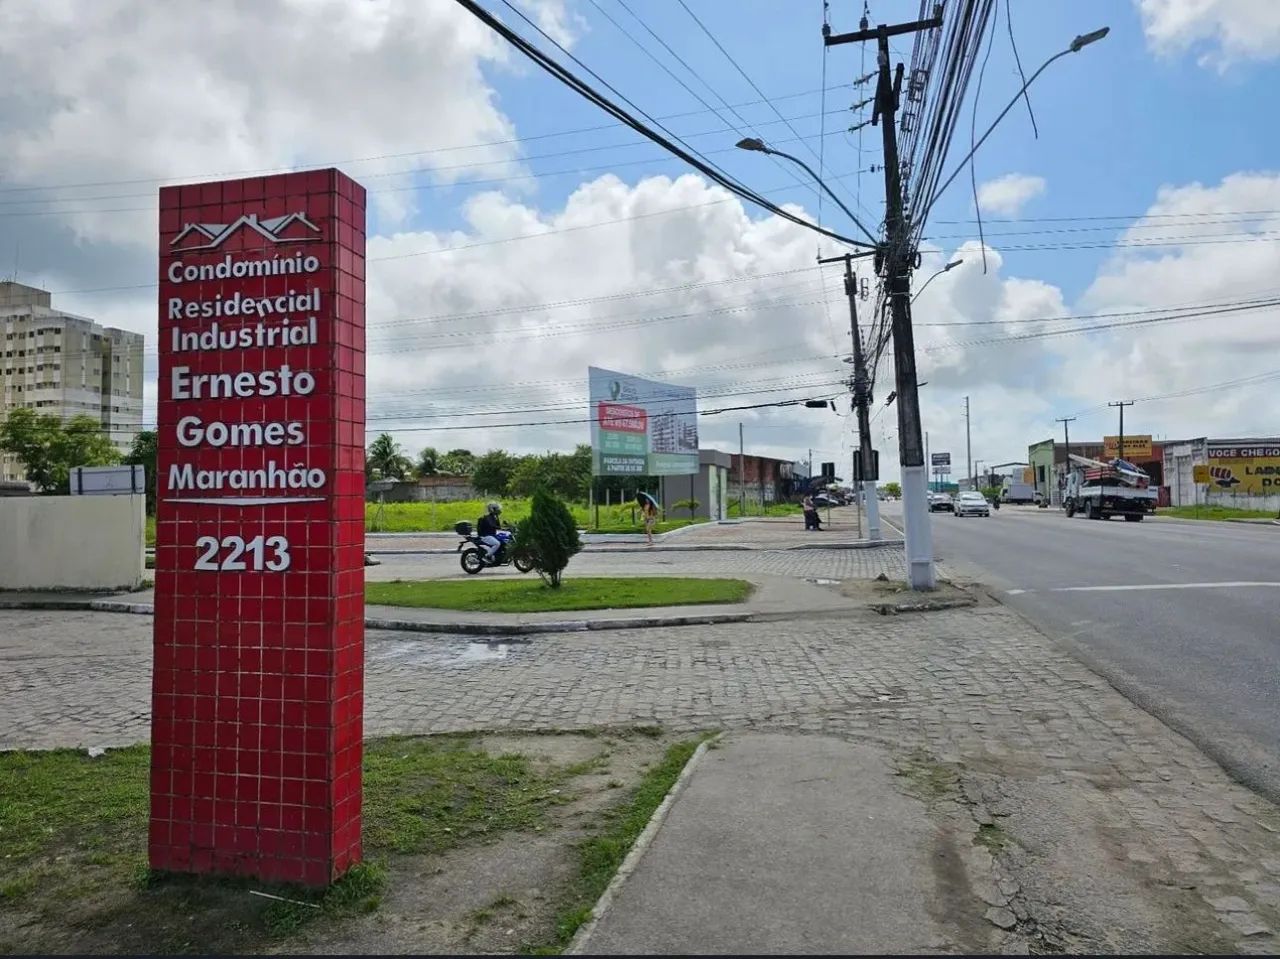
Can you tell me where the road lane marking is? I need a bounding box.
[1008,581,1280,595]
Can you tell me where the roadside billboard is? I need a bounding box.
[930,452,951,467]
[589,367,698,476]
[1205,443,1280,493]
[1103,435,1153,460]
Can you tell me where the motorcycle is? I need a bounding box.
[455,521,536,575]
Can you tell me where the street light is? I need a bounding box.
[911,259,963,303]
[918,26,1110,219]
[735,137,879,246]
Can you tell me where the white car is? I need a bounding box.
[954,491,991,517]
[928,492,954,512]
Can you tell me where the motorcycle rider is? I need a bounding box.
[477,501,504,564]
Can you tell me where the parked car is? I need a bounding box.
[928,492,954,512]
[954,491,990,517]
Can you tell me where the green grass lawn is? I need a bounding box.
[726,500,801,518]
[1159,505,1278,521]
[539,737,709,952]
[365,499,706,534]
[144,503,702,549]
[366,576,753,613]
[0,733,702,955]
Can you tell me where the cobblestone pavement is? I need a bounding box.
[366,543,910,583]
[3,592,1279,951]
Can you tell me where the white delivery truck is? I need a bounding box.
[1061,454,1157,521]
[1000,479,1036,504]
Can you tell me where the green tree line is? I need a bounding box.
[365,434,658,503]
[0,409,157,507]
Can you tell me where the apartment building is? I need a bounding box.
[1,282,145,483]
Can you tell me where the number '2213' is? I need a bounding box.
[194,535,292,571]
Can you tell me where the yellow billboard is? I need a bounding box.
[1103,435,1153,460]
[1192,464,1211,484]
[1205,444,1280,494]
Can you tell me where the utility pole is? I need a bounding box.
[1108,401,1133,461]
[964,395,972,490]
[818,251,881,541]
[826,8,942,588]
[1055,416,1075,506]
[738,423,745,517]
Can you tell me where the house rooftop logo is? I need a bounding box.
[170,211,321,251]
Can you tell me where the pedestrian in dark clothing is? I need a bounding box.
[803,494,822,531]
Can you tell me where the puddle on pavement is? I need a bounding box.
[458,642,511,662]
[367,637,515,667]
[806,577,843,586]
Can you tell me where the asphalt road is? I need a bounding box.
[881,500,1280,801]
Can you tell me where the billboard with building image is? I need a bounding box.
[588,366,698,476]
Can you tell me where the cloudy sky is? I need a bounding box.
[4,0,1279,482]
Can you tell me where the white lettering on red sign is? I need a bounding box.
[161,212,335,564]
[598,402,647,433]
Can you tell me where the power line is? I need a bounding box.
[603,0,816,202]
[494,0,774,218]
[934,208,1280,225]
[0,112,857,213]
[440,2,876,247]
[30,380,848,437]
[913,291,1280,327]
[0,84,857,198]
[674,0,865,216]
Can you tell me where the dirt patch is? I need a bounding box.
[288,731,677,955]
[0,731,681,956]
[832,577,983,615]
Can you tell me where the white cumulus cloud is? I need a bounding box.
[1136,0,1280,67]
[976,174,1046,218]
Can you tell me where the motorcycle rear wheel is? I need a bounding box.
[513,552,535,574]
[460,548,486,575]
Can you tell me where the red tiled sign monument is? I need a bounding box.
[150,169,366,885]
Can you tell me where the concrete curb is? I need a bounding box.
[0,599,154,615]
[0,599,765,635]
[566,733,721,956]
[365,543,756,556]
[364,611,756,635]
[786,537,904,551]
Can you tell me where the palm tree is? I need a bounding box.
[366,433,409,480]
[416,446,440,478]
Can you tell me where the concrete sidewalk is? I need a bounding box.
[578,732,993,955]
[0,574,862,635]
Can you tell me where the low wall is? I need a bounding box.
[0,494,146,590]
[1205,490,1280,514]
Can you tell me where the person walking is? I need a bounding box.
[803,493,822,531]
[638,492,659,546]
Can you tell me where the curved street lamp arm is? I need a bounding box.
[911,269,945,303]
[760,145,881,247]
[917,28,1108,227]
